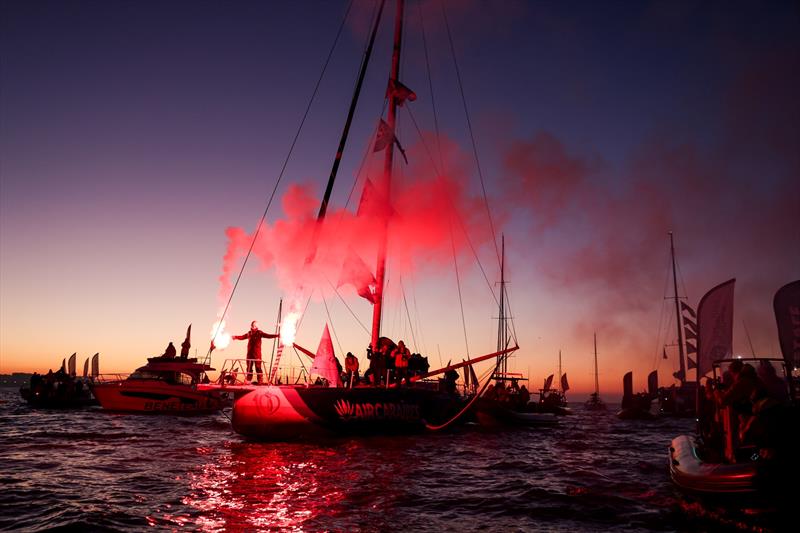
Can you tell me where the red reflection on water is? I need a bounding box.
[180,441,371,531]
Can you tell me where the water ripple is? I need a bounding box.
[0,389,788,531]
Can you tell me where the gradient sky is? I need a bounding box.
[2,0,798,398]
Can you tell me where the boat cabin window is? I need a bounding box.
[176,372,195,386]
[129,371,167,381]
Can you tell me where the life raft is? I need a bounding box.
[668,434,758,493]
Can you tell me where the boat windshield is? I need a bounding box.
[128,371,196,385]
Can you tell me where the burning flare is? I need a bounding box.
[280,311,301,346]
[210,320,231,350]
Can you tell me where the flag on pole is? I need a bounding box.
[773,280,800,371]
[662,348,668,360]
[386,79,417,106]
[68,353,76,376]
[338,248,377,304]
[374,119,394,152]
[681,301,697,318]
[181,324,191,358]
[560,373,570,392]
[373,119,408,163]
[697,279,736,378]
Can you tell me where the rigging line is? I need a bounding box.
[295,290,315,333]
[321,291,344,356]
[440,0,501,269]
[405,104,498,307]
[652,246,673,371]
[405,106,442,175]
[342,100,388,213]
[325,277,370,335]
[208,0,355,357]
[399,277,418,352]
[449,214,470,358]
[426,356,503,431]
[417,0,443,169]
[408,271,427,355]
[503,282,520,346]
[317,0,386,222]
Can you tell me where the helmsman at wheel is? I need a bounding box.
[232,321,277,384]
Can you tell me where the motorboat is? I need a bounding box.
[91,356,224,414]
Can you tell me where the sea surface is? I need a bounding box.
[0,388,788,532]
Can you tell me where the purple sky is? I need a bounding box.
[1,0,798,396]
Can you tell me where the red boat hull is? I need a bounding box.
[232,384,465,440]
[91,381,223,414]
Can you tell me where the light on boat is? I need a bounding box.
[210,320,231,350]
[280,311,301,346]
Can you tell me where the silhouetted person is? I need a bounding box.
[368,344,386,387]
[519,385,531,408]
[162,342,177,359]
[443,368,459,394]
[180,338,190,359]
[232,321,277,384]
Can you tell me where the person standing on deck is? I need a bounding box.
[392,340,410,386]
[162,342,177,359]
[232,321,277,384]
[345,352,359,387]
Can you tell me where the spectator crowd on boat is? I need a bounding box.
[698,359,797,465]
[357,339,430,388]
[484,379,531,411]
[22,368,93,407]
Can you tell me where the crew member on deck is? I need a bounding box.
[345,352,359,387]
[232,321,278,384]
[392,340,410,386]
[162,342,177,359]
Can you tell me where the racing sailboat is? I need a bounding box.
[585,333,606,410]
[209,0,515,439]
[657,232,698,416]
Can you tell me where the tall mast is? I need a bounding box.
[670,232,687,385]
[496,235,507,373]
[371,0,404,348]
[558,349,562,388]
[593,332,600,395]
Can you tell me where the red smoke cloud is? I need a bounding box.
[218,136,496,308]
[498,47,799,383]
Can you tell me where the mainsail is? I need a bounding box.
[91,353,99,377]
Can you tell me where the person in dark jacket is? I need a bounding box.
[232,321,277,384]
[162,342,177,359]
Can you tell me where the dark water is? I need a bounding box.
[0,389,787,532]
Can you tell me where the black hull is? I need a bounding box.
[19,387,97,409]
[473,398,559,427]
[232,384,467,440]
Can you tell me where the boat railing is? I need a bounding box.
[214,359,310,387]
